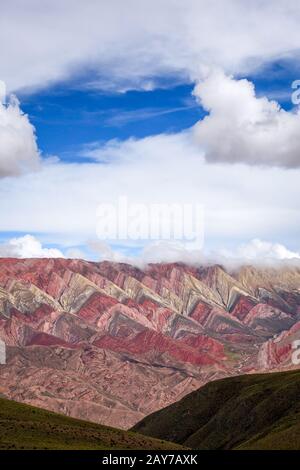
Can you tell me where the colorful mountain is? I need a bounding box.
[0,258,299,428]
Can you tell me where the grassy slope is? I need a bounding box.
[0,397,185,450]
[133,369,300,450]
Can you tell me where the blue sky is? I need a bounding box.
[0,1,300,263]
[20,83,203,161]
[19,63,297,162]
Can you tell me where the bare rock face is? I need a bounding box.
[0,258,299,429]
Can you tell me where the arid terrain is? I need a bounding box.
[0,258,299,428]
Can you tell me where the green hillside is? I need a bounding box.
[0,397,185,450]
[133,369,300,450]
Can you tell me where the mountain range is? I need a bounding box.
[0,258,299,429]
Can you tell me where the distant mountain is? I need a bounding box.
[0,396,184,450]
[133,369,300,450]
[0,258,299,428]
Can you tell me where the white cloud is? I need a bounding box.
[2,1,300,92]
[104,105,194,127]
[1,2,299,263]
[219,238,300,262]
[0,81,40,177]
[193,70,300,168]
[0,235,63,258]
[64,247,88,260]
[1,234,298,266]
[137,241,203,266]
[242,239,300,260]
[87,240,123,262]
[87,238,300,266]
[0,134,299,255]
[82,71,300,169]
[88,240,203,266]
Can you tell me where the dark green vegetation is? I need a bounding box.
[0,397,185,450]
[133,369,300,450]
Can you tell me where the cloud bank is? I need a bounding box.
[1,235,299,269]
[0,235,63,258]
[0,2,300,263]
[0,81,40,177]
[218,238,300,262]
[193,71,300,168]
[2,1,300,92]
[0,135,299,253]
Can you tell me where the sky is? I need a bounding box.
[0,0,300,264]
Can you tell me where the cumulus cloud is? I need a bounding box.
[2,1,300,92]
[136,241,203,266]
[0,235,63,258]
[86,238,300,267]
[218,238,300,262]
[1,137,299,256]
[0,81,40,177]
[84,70,300,169]
[1,2,299,264]
[64,247,88,260]
[193,70,300,168]
[88,240,124,262]
[88,240,203,266]
[0,72,299,256]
